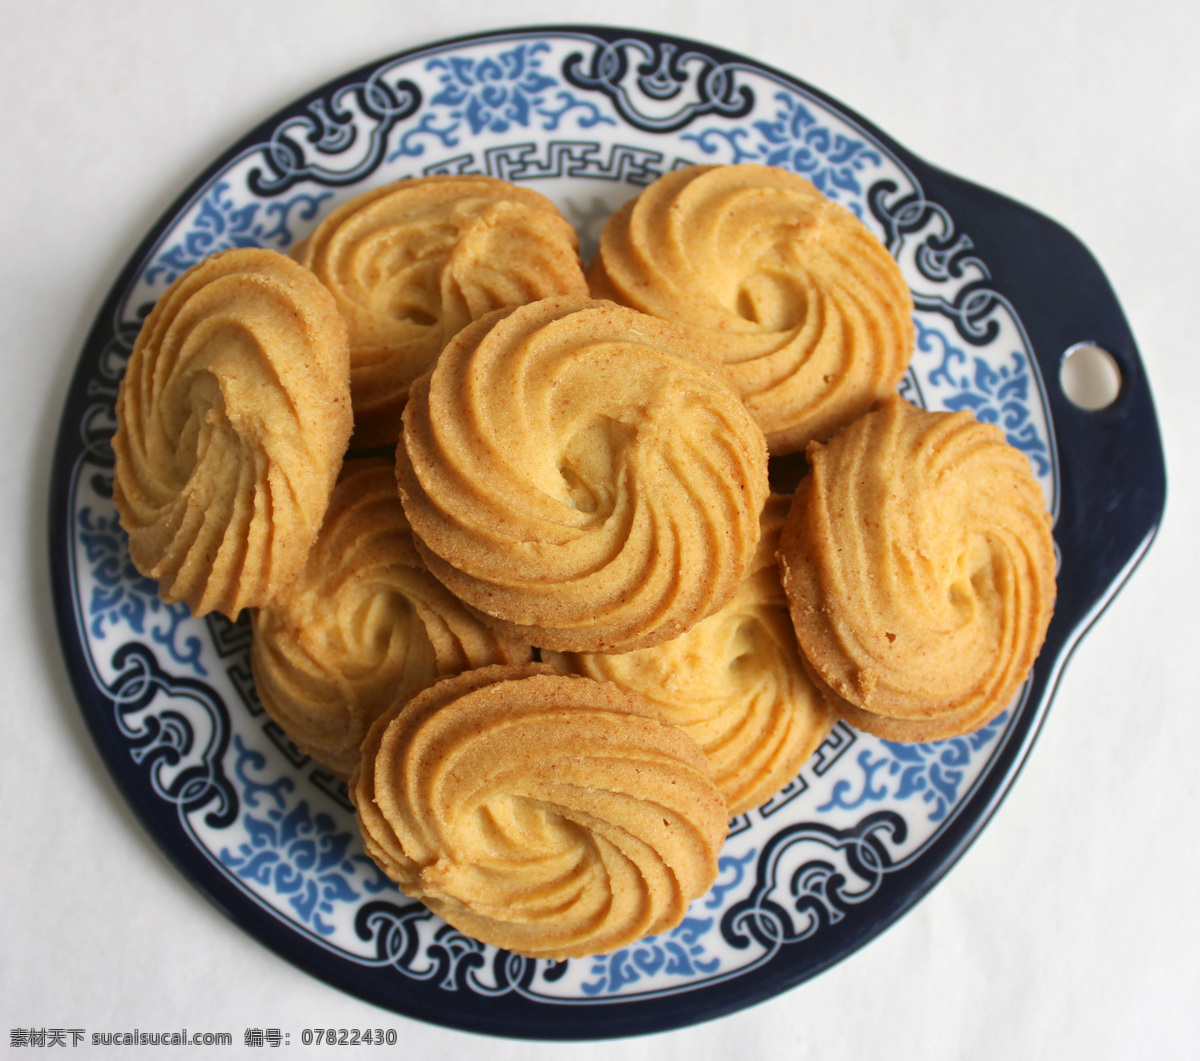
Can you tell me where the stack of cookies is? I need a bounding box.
[111,165,1055,960]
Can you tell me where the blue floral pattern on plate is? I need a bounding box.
[146,183,331,283]
[77,506,204,675]
[220,737,389,936]
[681,92,884,203]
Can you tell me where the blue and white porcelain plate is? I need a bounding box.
[48,26,1165,1040]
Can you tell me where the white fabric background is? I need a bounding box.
[3,2,1197,1057]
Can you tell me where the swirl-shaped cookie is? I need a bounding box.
[112,247,352,619]
[547,495,835,816]
[778,396,1056,741]
[350,664,728,959]
[295,175,588,447]
[250,458,532,778]
[588,163,915,455]
[395,295,771,653]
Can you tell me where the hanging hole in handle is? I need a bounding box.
[1060,343,1122,411]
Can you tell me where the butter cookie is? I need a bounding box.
[588,163,914,455]
[295,175,588,447]
[547,495,835,815]
[394,295,771,653]
[350,663,728,959]
[778,396,1056,741]
[112,247,352,619]
[250,458,531,778]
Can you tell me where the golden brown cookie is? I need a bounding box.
[250,458,532,778]
[350,663,729,960]
[778,395,1056,741]
[394,295,771,653]
[546,495,835,815]
[112,247,352,619]
[295,175,588,447]
[588,163,915,455]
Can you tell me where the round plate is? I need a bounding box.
[48,25,1166,1040]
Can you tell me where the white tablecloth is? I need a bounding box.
[3,2,1197,1057]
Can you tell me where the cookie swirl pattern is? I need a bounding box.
[250,458,532,779]
[547,495,835,816]
[295,175,588,447]
[778,396,1056,741]
[588,163,915,455]
[396,295,771,653]
[350,664,729,960]
[112,247,352,619]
